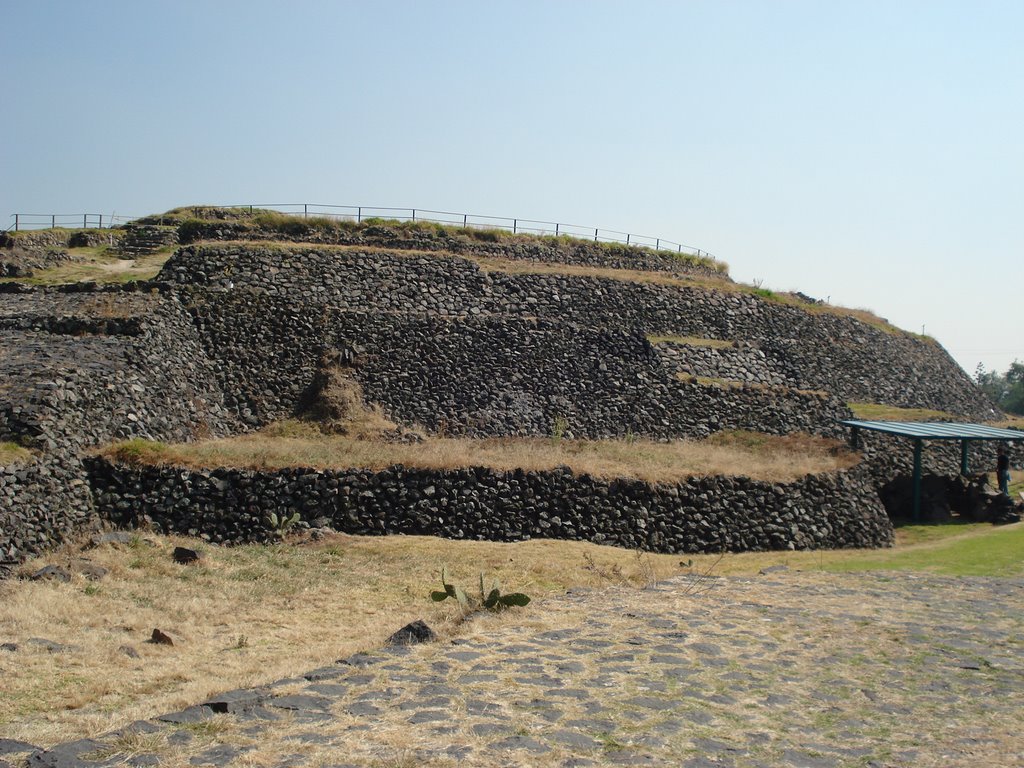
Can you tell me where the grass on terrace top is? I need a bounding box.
[181,237,908,336]
[0,245,173,286]
[848,402,959,422]
[147,206,730,275]
[5,212,908,338]
[101,424,858,483]
[646,334,735,349]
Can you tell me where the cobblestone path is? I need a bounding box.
[4,570,1023,768]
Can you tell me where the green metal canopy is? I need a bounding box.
[838,420,1024,522]
[839,420,1024,441]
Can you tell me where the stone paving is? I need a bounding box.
[4,570,1023,768]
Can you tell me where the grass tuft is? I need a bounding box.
[105,438,169,466]
[0,441,34,465]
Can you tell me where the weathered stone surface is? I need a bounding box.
[387,620,436,646]
[0,739,40,755]
[27,637,77,653]
[30,565,71,582]
[24,739,112,768]
[86,459,894,553]
[156,706,214,724]
[204,688,268,713]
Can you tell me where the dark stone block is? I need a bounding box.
[267,694,332,712]
[156,705,214,724]
[387,619,436,646]
[30,565,71,582]
[204,688,268,713]
[0,739,39,755]
[172,546,200,564]
[25,739,112,768]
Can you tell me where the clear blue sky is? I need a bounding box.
[3,1,1021,377]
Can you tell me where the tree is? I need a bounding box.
[975,361,1024,415]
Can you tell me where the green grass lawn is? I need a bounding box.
[822,522,1024,577]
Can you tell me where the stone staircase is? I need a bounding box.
[118,224,178,258]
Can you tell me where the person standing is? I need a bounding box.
[996,446,1010,496]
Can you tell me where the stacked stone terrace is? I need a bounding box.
[0,215,1000,564]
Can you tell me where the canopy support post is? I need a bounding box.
[912,439,923,524]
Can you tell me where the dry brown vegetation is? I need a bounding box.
[990,414,1024,430]
[101,426,858,484]
[0,441,33,465]
[646,334,735,349]
[0,532,692,747]
[3,521,1019,750]
[848,402,959,422]
[0,246,173,286]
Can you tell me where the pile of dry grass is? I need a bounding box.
[102,428,856,484]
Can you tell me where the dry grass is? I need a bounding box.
[0,441,34,465]
[677,373,829,399]
[0,246,173,286]
[0,532,690,747]
[4,521,1021,750]
[848,402,959,422]
[989,414,1024,430]
[100,427,857,483]
[647,334,735,349]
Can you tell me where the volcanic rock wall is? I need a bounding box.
[0,288,236,562]
[161,244,992,418]
[86,459,893,552]
[182,293,849,439]
[0,227,1005,564]
[170,218,725,278]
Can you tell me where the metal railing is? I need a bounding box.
[6,213,135,232]
[8,203,714,259]
[221,204,714,259]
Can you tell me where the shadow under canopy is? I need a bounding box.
[839,420,1024,523]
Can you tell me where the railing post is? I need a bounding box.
[304,204,308,219]
[463,214,467,227]
[357,207,362,223]
[594,228,598,241]
[626,234,630,246]
[99,215,103,229]
[14,214,19,232]
[555,223,560,236]
[655,238,660,250]
[52,215,56,229]
[513,219,517,234]
[412,209,416,222]
[83,214,87,228]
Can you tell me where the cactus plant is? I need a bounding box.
[431,568,530,612]
[266,510,301,535]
